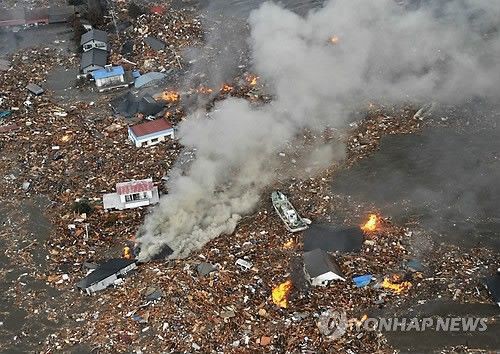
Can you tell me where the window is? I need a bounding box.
[125,193,143,202]
[151,138,158,143]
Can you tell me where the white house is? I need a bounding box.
[76,258,137,295]
[80,29,108,52]
[103,178,160,210]
[303,248,345,286]
[128,118,174,148]
[91,65,128,91]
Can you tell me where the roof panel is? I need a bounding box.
[116,178,154,195]
[130,118,172,138]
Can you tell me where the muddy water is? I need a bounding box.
[332,127,500,249]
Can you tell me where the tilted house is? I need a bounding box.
[303,248,345,286]
[81,29,108,52]
[76,258,137,295]
[80,48,107,74]
[91,65,128,92]
[128,118,174,148]
[103,178,160,210]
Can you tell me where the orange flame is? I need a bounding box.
[361,214,379,232]
[282,239,295,249]
[272,280,292,308]
[245,74,259,86]
[60,134,71,143]
[220,83,234,94]
[161,91,180,103]
[330,35,340,44]
[381,278,412,294]
[123,246,132,259]
[196,86,213,95]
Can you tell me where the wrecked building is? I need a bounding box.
[303,248,345,286]
[76,258,137,295]
[128,118,174,148]
[80,29,109,52]
[103,178,159,211]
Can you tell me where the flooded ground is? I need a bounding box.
[333,126,500,250]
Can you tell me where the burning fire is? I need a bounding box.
[361,214,379,232]
[161,90,180,103]
[329,35,340,44]
[60,134,71,143]
[272,280,292,308]
[196,86,214,95]
[123,246,133,259]
[381,278,412,294]
[282,238,295,249]
[245,74,259,86]
[220,83,234,94]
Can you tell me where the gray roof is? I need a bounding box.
[26,83,44,95]
[303,248,344,278]
[144,36,166,51]
[76,258,136,289]
[304,224,364,253]
[81,29,108,45]
[80,48,108,70]
[134,72,166,88]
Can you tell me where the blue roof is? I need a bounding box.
[91,66,125,80]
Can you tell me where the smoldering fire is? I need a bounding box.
[136,0,500,261]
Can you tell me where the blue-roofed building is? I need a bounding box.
[91,65,128,92]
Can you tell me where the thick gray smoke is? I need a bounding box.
[136,0,500,260]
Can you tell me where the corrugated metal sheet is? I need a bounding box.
[116,178,153,195]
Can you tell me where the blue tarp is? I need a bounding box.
[91,66,125,80]
[353,274,373,288]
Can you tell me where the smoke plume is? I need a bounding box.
[136,0,500,260]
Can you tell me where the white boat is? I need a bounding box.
[271,191,310,232]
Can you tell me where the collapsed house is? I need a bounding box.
[76,258,137,295]
[110,92,164,118]
[103,178,159,210]
[303,248,345,286]
[128,118,174,148]
[304,224,364,252]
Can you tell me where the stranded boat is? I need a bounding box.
[271,191,310,232]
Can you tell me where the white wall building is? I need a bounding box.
[103,178,159,210]
[128,118,174,148]
[303,248,345,286]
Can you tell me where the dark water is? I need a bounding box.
[333,127,500,250]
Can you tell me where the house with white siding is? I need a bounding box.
[91,65,128,92]
[128,118,174,148]
[103,178,159,210]
[303,248,345,286]
[76,258,137,295]
[80,29,108,52]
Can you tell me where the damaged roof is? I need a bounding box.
[80,49,107,70]
[303,248,344,278]
[485,271,500,305]
[116,178,154,195]
[76,258,136,289]
[144,36,166,51]
[81,29,108,45]
[304,224,364,253]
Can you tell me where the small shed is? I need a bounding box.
[26,83,44,95]
[81,29,108,52]
[103,178,160,210]
[80,48,107,74]
[303,248,345,286]
[128,118,174,148]
[76,258,137,295]
[91,65,127,91]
